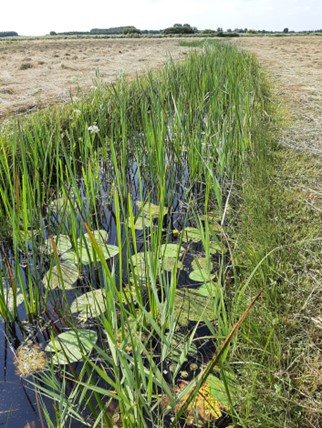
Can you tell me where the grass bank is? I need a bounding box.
[231,116,321,426]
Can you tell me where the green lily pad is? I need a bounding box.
[208,241,227,255]
[197,282,218,297]
[63,243,119,265]
[160,244,184,258]
[126,216,152,230]
[20,228,41,242]
[49,197,72,214]
[1,287,24,313]
[45,329,97,365]
[182,227,202,243]
[42,261,79,290]
[199,209,223,223]
[83,229,108,245]
[207,374,231,408]
[161,257,183,272]
[130,252,155,279]
[71,289,106,321]
[174,288,216,326]
[166,331,198,363]
[189,268,215,283]
[136,201,167,218]
[191,257,213,271]
[43,235,72,255]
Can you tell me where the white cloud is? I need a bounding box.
[0,0,321,36]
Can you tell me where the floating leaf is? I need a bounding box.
[197,282,218,297]
[182,227,202,243]
[160,244,184,258]
[63,243,119,265]
[207,374,231,408]
[2,287,24,313]
[174,376,226,424]
[189,268,215,283]
[208,241,226,255]
[161,257,183,272]
[43,235,72,255]
[42,261,79,290]
[49,197,72,213]
[174,288,216,326]
[45,329,97,365]
[166,331,198,364]
[191,257,213,271]
[71,289,106,321]
[126,216,152,230]
[136,200,167,218]
[20,228,41,242]
[131,252,155,279]
[199,209,223,223]
[84,229,108,245]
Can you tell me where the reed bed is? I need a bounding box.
[0,42,272,427]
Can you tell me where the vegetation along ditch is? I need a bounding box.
[1,41,319,427]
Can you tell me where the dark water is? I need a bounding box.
[0,156,224,427]
[0,321,41,427]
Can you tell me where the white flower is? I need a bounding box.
[88,124,100,134]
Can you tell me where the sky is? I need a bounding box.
[1,0,321,36]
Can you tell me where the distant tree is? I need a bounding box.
[0,31,18,38]
[163,23,197,34]
[283,27,289,33]
[201,29,216,35]
[122,26,141,35]
[217,27,223,33]
[49,31,57,36]
[226,28,232,33]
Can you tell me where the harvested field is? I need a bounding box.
[232,36,322,155]
[0,38,190,119]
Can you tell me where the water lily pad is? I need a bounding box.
[166,331,198,363]
[45,329,97,365]
[127,216,152,230]
[174,288,216,326]
[42,261,79,290]
[83,229,108,245]
[161,257,183,272]
[2,287,24,313]
[63,243,119,265]
[208,241,227,255]
[136,201,167,218]
[131,252,155,279]
[191,257,213,271]
[182,227,202,243]
[207,374,230,408]
[189,268,215,283]
[160,244,184,258]
[71,289,106,321]
[43,235,72,255]
[49,197,72,213]
[197,282,218,297]
[175,374,226,423]
[199,209,223,223]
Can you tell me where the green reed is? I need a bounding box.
[0,42,272,426]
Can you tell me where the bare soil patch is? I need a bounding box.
[0,38,189,120]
